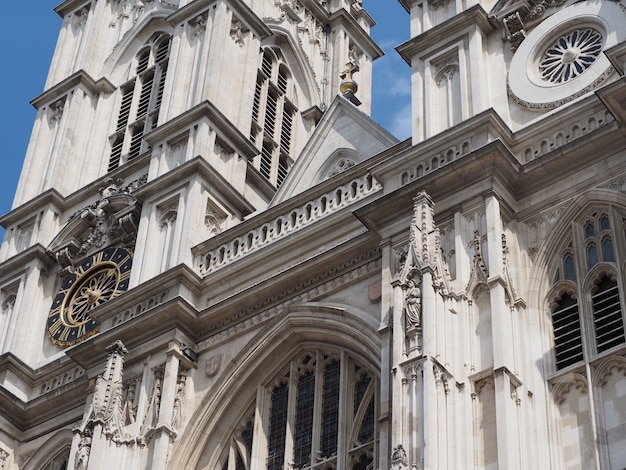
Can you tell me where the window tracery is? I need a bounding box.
[550,209,626,371]
[219,349,377,470]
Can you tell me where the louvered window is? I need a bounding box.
[250,47,298,187]
[550,210,626,370]
[552,293,583,369]
[108,34,170,171]
[592,275,624,353]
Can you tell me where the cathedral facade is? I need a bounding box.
[1,0,626,469]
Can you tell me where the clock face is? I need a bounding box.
[47,247,133,347]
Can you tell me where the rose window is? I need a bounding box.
[538,28,603,84]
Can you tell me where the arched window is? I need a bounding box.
[41,449,70,470]
[550,210,626,370]
[250,47,297,188]
[109,33,171,171]
[219,349,377,470]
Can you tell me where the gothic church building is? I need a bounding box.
[1,0,626,469]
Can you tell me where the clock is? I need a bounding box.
[47,247,133,347]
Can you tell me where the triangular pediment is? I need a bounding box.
[271,96,398,205]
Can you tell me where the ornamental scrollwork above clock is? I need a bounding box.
[47,247,133,347]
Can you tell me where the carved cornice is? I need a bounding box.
[30,70,115,110]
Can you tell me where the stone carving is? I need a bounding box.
[40,366,86,395]
[197,173,381,274]
[205,354,221,377]
[172,371,187,429]
[74,430,92,470]
[404,277,422,328]
[187,12,208,39]
[466,231,489,294]
[197,253,381,348]
[0,449,8,470]
[49,177,143,276]
[230,17,250,46]
[111,289,170,326]
[47,99,65,125]
[498,0,567,52]
[400,139,470,186]
[76,341,130,444]
[71,6,90,31]
[391,444,408,467]
[122,377,139,424]
[433,55,459,86]
[141,366,164,435]
[507,65,615,110]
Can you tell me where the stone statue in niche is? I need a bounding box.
[75,431,92,470]
[404,277,422,328]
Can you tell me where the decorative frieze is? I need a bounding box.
[40,366,86,395]
[520,109,614,163]
[197,253,381,349]
[399,139,471,186]
[196,173,381,275]
[111,289,170,326]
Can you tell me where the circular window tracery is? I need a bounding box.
[538,28,603,84]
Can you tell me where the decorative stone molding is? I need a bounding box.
[600,176,626,192]
[465,231,488,295]
[48,176,144,277]
[46,98,66,125]
[594,354,626,388]
[433,55,459,86]
[525,204,567,259]
[71,6,90,31]
[230,17,250,47]
[0,449,8,470]
[391,444,408,468]
[520,109,613,163]
[197,253,381,348]
[399,139,471,186]
[141,366,164,436]
[550,372,588,405]
[40,366,86,396]
[111,289,170,326]
[196,172,381,275]
[501,234,522,305]
[326,158,356,179]
[171,371,187,429]
[508,66,615,110]
[76,341,132,448]
[506,2,626,109]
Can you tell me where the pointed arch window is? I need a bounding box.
[219,349,377,470]
[250,47,297,188]
[550,210,626,370]
[108,33,171,171]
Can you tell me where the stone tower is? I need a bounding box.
[1,0,626,469]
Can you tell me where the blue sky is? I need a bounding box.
[0,2,410,231]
